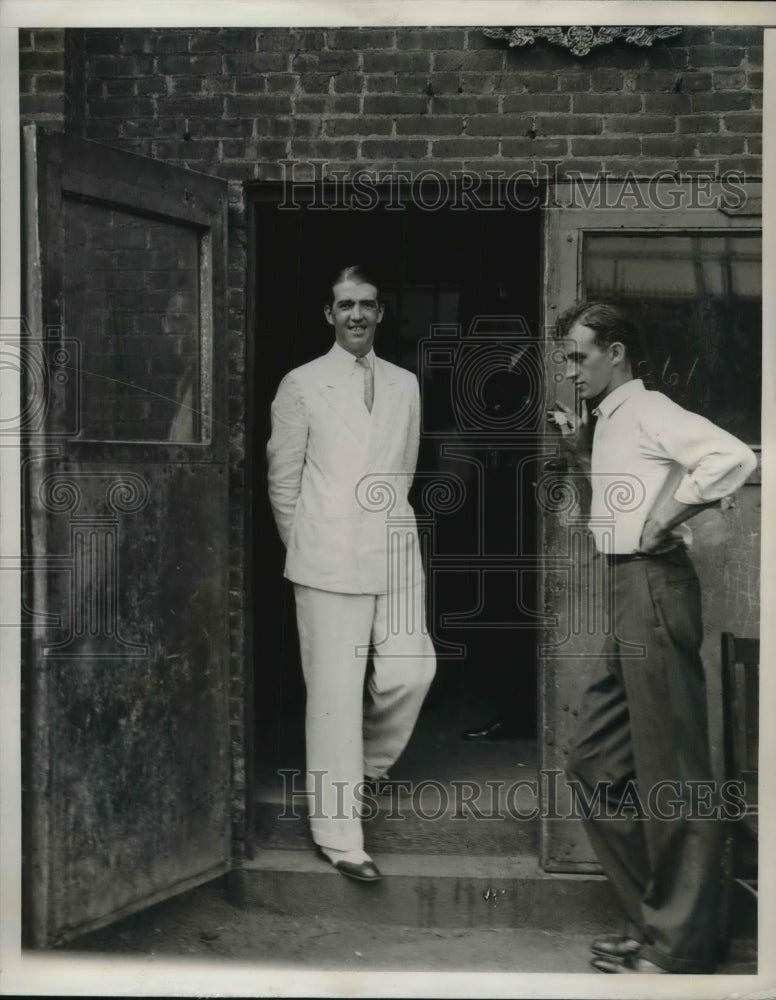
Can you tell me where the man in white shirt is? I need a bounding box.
[267,266,436,882]
[552,301,757,974]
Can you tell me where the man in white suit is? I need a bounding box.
[267,266,436,882]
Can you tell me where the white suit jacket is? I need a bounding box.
[267,343,425,594]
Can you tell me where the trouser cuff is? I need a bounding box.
[639,943,714,974]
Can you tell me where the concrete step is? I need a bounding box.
[254,775,539,855]
[236,850,621,932]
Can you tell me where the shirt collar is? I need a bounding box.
[329,341,375,369]
[592,378,645,419]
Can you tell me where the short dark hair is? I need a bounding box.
[329,265,382,305]
[555,301,645,367]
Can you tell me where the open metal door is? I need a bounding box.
[538,180,762,872]
[21,126,231,946]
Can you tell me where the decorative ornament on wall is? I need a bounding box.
[482,26,683,58]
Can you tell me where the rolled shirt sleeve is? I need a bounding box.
[266,373,309,547]
[642,395,758,505]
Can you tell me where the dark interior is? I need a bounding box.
[251,186,543,785]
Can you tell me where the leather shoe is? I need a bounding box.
[461,719,519,741]
[591,956,670,974]
[590,934,642,961]
[316,847,382,883]
[330,858,382,883]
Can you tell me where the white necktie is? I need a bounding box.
[356,356,374,413]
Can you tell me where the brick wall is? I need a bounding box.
[19,27,65,127]
[19,24,764,859]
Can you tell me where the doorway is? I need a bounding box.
[248,183,543,829]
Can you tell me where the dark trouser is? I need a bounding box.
[567,548,723,973]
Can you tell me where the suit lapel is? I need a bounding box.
[365,358,401,463]
[316,350,370,445]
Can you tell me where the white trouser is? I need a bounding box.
[293,583,436,851]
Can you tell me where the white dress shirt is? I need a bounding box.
[589,379,757,554]
[331,340,375,410]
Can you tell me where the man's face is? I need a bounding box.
[561,321,618,401]
[324,279,384,357]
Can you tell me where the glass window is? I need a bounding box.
[63,196,202,443]
[583,233,761,444]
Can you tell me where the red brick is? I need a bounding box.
[590,69,625,92]
[157,96,223,117]
[503,94,571,113]
[722,113,762,134]
[18,29,33,50]
[431,138,499,158]
[135,75,168,95]
[747,46,763,68]
[119,119,180,138]
[572,94,640,114]
[233,75,267,94]
[714,27,763,45]
[158,54,221,75]
[558,73,591,93]
[557,159,604,176]
[104,78,136,97]
[363,51,431,73]
[571,137,641,157]
[606,115,675,134]
[512,73,561,94]
[224,52,288,74]
[151,139,220,160]
[747,136,762,154]
[363,94,428,115]
[433,51,503,72]
[223,139,289,160]
[688,46,745,68]
[31,29,64,50]
[360,139,427,158]
[681,28,714,45]
[536,115,602,136]
[396,115,461,136]
[290,139,359,158]
[332,73,364,94]
[677,115,720,134]
[716,156,761,176]
[326,116,392,136]
[190,28,258,52]
[364,74,396,93]
[501,137,567,158]
[459,72,502,95]
[640,136,698,157]
[408,28,468,49]
[19,50,64,72]
[35,74,66,94]
[299,74,331,95]
[315,51,362,72]
[466,114,532,137]
[643,93,691,115]
[327,28,396,49]
[90,96,156,117]
[712,69,746,90]
[225,94,292,115]
[747,72,763,91]
[679,72,714,93]
[692,92,751,113]
[264,74,297,94]
[256,30,303,52]
[18,73,34,95]
[294,95,360,114]
[430,95,498,114]
[698,136,746,155]
[89,55,152,77]
[20,95,63,116]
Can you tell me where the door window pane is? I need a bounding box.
[63,196,202,442]
[583,233,761,443]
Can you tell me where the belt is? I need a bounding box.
[599,547,685,564]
